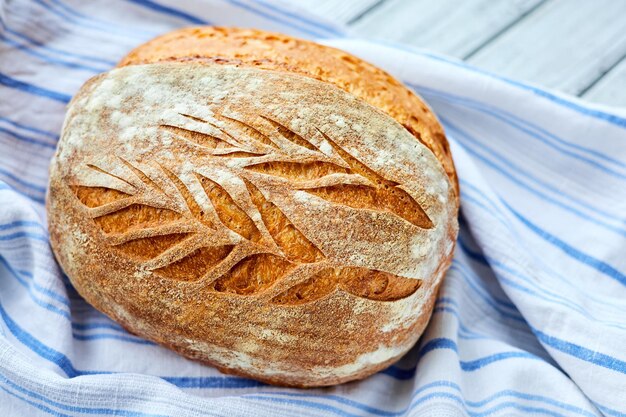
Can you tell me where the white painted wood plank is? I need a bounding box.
[296,0,626,105]
[468,0,626,95]
[293,0,381,24]
[582,57,626,107]
[350,0,543,57]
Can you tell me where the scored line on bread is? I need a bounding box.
[70,111,429,303]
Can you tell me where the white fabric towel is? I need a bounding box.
[0,1,625,416]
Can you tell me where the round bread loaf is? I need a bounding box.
[47,27,459,387]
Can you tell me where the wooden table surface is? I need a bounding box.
[296,0,626,108]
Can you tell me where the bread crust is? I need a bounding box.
[47,28,459,387]
[119,27,458,196]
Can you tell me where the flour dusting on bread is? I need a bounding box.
[47,28,458,387]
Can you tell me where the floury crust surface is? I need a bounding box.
[48,61,457,386]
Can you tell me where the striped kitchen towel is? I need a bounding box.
[1,0,625,416]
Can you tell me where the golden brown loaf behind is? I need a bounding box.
[47,27,459,387]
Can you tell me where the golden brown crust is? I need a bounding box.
[119,27,458,196]
[48,28,459,387]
